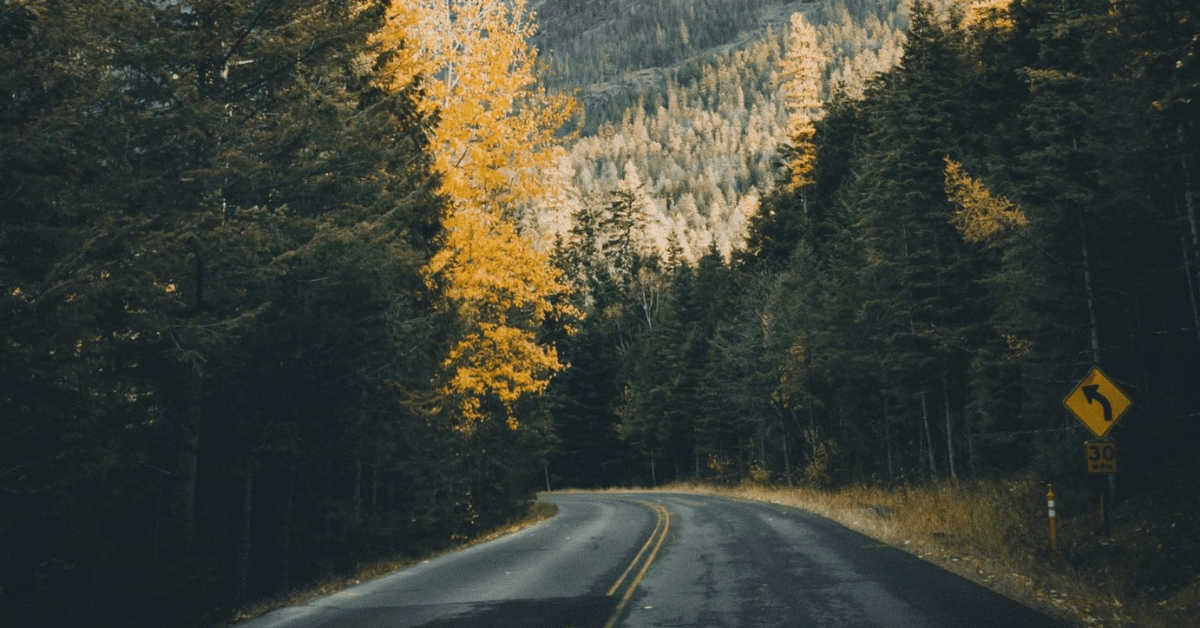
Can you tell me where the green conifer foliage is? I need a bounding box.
[0,2,488,625]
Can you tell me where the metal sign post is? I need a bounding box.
[1065,366,1130,538]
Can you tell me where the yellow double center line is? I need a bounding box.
[602,499,671,628]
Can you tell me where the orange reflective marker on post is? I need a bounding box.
[1046,484,1059,558]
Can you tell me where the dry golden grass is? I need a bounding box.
[651,478,1199,628]
[220,501,559,627]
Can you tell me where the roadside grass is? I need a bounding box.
[650,478,1199,628]
[218,501,559,627]
[215,481,1196,628]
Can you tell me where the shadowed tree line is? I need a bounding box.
[4,0,1199,624]
[544,0,1200,502]
[0,2,546,626]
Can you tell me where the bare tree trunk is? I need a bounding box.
[233,458,254,608]
[637,276,659,329]
[172,234,206,560]
[884,407,894,481]
[921,392,937,479]
[943,374,957,480]
[1182,124,1198,259]
[371,450,379,515]
[964,400,976,479]
[1183,237,1200,344]
[1181,124,1200,345]
[1081,217,1102,365]
[1081,214,1115,503]
[278,472,292,591]
[170,365,202,560]
[353,455,362,518]
[781,416,792,487]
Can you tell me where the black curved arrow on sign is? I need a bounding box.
[1082,385,1113,422]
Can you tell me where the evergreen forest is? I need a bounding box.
[2,0,1198,627]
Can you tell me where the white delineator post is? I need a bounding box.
[1047,484,1059,559]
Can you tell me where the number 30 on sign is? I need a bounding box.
[1085,441,1117,475]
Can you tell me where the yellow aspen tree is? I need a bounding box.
[375,0,580,430]
[943,157,1029,245]
[781,12,825,194]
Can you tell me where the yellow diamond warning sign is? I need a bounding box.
[1064,366,1132,439]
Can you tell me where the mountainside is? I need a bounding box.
[531,0,911,260]
[533,0,810,113]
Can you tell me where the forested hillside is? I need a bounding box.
[3,0,1198,626]
[532,0,910,260]
[1,1,566,626]
[543,0,1200,508]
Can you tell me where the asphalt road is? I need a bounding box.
[235,492,1071,628]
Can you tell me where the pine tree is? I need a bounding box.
[979,0,1200,475]
[0,2,451,623]
[809,0,988,479]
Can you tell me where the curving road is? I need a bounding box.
[235,492,1070,628]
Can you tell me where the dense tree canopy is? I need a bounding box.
[3,0,1199,624]
[0,1,550,626]
[544,0,1200,498]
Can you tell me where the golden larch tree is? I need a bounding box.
[943,157,1029,246]
[376,0,579,430]
[781,12,825,194]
